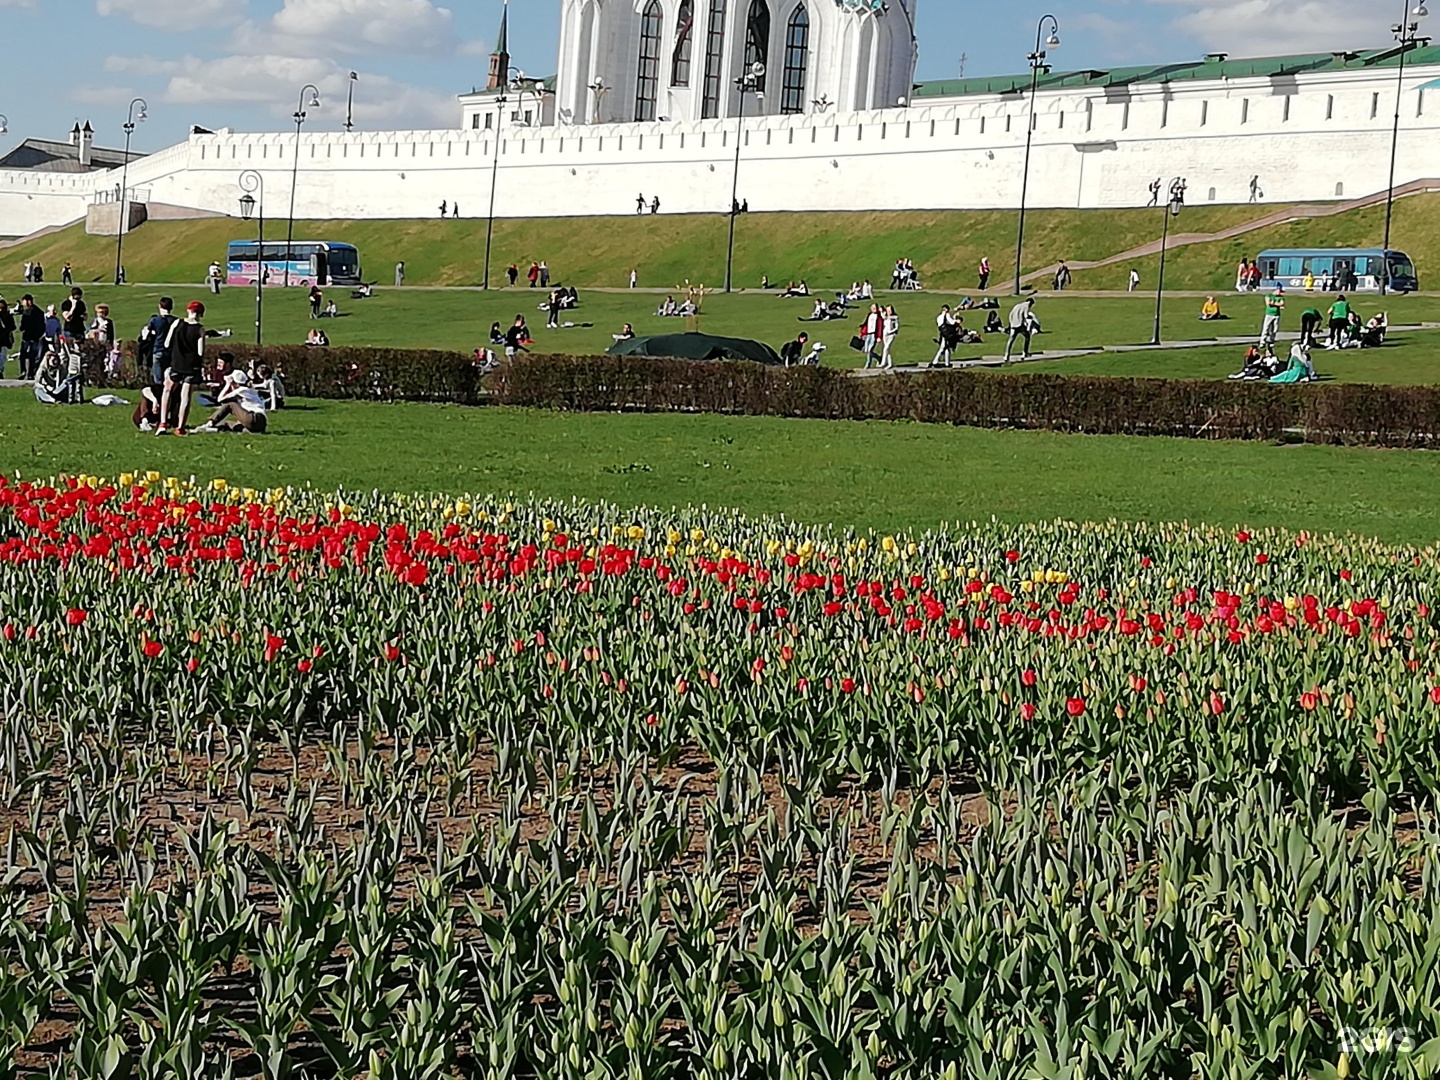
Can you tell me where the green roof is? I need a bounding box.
[914,44,1440,100]
[494,1,508,57]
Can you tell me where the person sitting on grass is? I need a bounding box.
[780,332,809,367]
[1228,344,1281,381]
[613,323,636,342]
[489,322,505,345]
[305,328,330,347]
[1199,296,1225,321]
[983,310,1004,335]
[778,281,810,299]
[199,367,269,433]
[1361,312,1388,348]
[1270,341,1317,384]
[656,296,679,317]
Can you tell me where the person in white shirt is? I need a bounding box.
[860,280,873,300]
[208,261,223,295]
[879,305,900,370]
[1128,268,1141,292]
[933,304,958,367]
[859,304,883,369]
[629,268,638,289]
[199,367,269,433]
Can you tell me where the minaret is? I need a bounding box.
[487,0,510,90]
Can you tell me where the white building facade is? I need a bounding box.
[3,40,1440,240]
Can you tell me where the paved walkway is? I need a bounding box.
[848,323,1440,377]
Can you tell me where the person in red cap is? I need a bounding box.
[157,301,206,436]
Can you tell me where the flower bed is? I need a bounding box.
[2,474,1438,1076]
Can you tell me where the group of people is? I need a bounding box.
[656,294,698,317]
[19,260,75,285]
[0,287,125,382]
[135,297,278,435]
[541,285,580,328]
[890,259,923,291]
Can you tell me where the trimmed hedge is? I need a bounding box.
[494,354,1440,449]
[80,344,1440,449]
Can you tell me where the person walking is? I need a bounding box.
[527,262,540,289]
[1003,296,1037,363]
[879,305,900,370]
[1236,257,1250,293]
[539,260,550,288]
[546,288,562,329]
[1260,286,1285,346]
[977,257,990,291]
[860,303,883,369]
[506,263,519,287]
[1128,268,1141,293]
[394,261,405,287]
[1326,294,1351,350]
[452,201,460,218]
[61,262,73,287]
[1053,261,1072,291]
[206,261,223,295]
[22,261,32,284]
[0,299,14,379]
[309,285,323,319]
[636,193,646,214]
[439,200,448,219]
[1248,176,1260,203]
[933,304,957,368]
[17,296,44,379]
[650,196,660,215]
[629,268,638,289]
[157,301,206,437]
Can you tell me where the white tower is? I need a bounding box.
[553,0,918,125]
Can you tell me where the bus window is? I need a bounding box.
[1309,257,1333,278]
[1278,257,1303,277]
[1260,258,1279,278]
[1390,255,1416,279]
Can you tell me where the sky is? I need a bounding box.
[0,0,1417,154]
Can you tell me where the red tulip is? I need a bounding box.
[1021,668,1037,687]
[382,643,401,662]
[840,678,856,694]
[1429,686,1440,706]
[1255,554,1269,565]
[141,638,164,659]
[1209,692,1225,715]
[186,657,200,674]
[65,608,87,626]
[297,659,313,674]
[1235,531,1251,544]
[311,645,324,658]
[1065,697,1086,717]
[1020,702,1037,721]
[1005,550,1020,563]
[1,624,13,642]
[1300,692,1318,712]
[645,713,658,727]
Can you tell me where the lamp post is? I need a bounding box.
[1151,177,1186,346]
[0,115,9,135]
[345,71,358,133]
[113,97,147,286]
[285,84,322,288]
[483,88,510,290]
[724,62,765,294]
[1381,1,1429,297]
[238,171,264,346]
[1012,14,1060,295]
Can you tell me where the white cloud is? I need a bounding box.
[1145,1,1400,54]
[96,0,245,31]
[155,54,455,128]
[71,85,137,107]
[233,0,457,58]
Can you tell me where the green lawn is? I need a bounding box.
[5,390,1440,545]
[8,283,1440,380]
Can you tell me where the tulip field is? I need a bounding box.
[0,472,1438,1078]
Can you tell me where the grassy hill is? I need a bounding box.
[5,195,1437,292]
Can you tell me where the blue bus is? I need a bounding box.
[226,240,362,288]
[1255,248,1418,294]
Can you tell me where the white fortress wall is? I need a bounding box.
[2,61,1438,240]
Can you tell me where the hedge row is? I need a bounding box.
[495,354,1440,449]
[79,343,1440,449]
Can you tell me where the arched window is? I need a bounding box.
[744,0,770,91]
[672,0,694,86]
[700,0,727,119]
[635,0,663,121]
[780,4,808,114]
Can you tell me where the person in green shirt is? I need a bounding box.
[1326,294,1352,350]
[1299,307,1322,347]
[1261,287,1285,345]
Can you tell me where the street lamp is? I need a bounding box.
[483,87,511,291]
[1012,14,1060,295]
[1381,1,1429,296]
[113,97,147,286]
[0,115,9,136]
[1151,177,1186,346]
[285,84,322,288]
[724,61,765,294]
[345,71,358,133]
[238,170,264,346]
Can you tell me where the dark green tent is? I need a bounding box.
[606,332,782,365]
